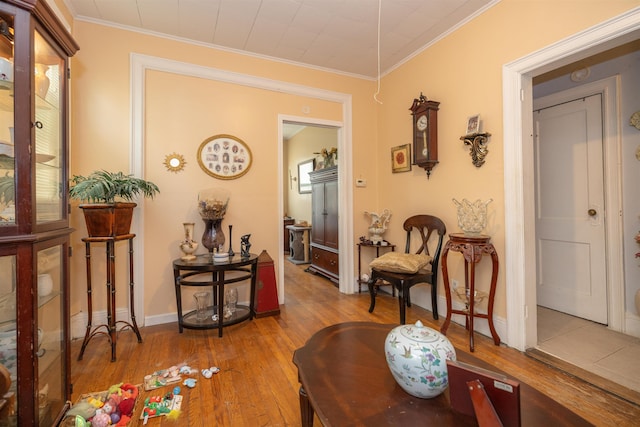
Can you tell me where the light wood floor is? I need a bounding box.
[70,263,640,426]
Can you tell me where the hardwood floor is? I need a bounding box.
[70,263,640,426]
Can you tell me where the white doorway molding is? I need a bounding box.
[503,8,640,351]
[130,54,354,324]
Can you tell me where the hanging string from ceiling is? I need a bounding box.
[373,0,383,104]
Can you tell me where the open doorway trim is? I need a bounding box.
[130,53,354,325]
[503,8,640,351]
[279,117,352,298]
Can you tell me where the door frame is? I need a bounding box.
[130,54,355,325]
[502,8,639,351]
[533,77,620,326]
[278,116,351,299]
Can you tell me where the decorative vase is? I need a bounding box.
[202,218,225,253]
[452,198,492,235]
[365,209,392,244]
[179,222,198,260]
[384,320,456,399]
[34,63,50,99]
[37,274,53,296]
[193,291,210,321]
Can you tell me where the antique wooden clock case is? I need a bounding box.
[409,93,440,177]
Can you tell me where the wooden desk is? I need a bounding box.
[293,322,591,427]
[440,233,500,352]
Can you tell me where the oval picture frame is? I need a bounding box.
[197,134,252,180]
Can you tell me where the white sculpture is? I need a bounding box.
[365,209,392,243]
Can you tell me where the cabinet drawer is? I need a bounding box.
[310,246,339,276]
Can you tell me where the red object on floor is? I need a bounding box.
[256,250,281,317]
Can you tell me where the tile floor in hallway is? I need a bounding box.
[537,306,640,392]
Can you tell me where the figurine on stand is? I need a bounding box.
[228,225,235,257]
[241,234,251,258]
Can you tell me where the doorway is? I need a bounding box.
[279,118,345,300]
[502,10,640,351]
[533,85,611,325]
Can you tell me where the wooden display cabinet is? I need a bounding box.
[307,166,339,283]
[0,1,78,425]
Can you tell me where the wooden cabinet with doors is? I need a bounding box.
[307,166,339,283]
[0,1,79,425]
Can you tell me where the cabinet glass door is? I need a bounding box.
[0,11,14,227]
[36,244,64,424]
[0,253,16,419]
[34,30,64,224]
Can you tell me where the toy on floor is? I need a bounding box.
[143,364,185,391]
[141,390,182,424]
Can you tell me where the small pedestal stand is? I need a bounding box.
[78,234,143,362]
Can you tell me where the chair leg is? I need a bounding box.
[406,289,412,307]
[368,279,378,313]
[431,284,438,320]
[398,287,407,324]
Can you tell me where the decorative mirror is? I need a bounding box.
[164,153,186,172]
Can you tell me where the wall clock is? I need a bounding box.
[197,134,252,180]
[409,93,440,177]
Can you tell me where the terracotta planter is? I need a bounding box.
[79,202,137,237]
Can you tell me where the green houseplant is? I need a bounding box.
[69,170,159,237]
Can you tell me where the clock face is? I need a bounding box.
[417,114,428,131]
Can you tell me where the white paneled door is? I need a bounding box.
[534,93,607,324]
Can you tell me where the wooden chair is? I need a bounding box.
[368,215,446,323]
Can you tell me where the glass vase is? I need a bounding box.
[193,291,210,321]
[202,218,225,253]
[452,198,492,235]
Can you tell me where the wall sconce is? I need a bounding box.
[460,132,491,167]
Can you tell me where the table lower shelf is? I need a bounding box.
[180,304,251,330]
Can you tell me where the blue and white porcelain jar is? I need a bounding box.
[385,320,456,398]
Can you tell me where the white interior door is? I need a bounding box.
[534,93,607,324]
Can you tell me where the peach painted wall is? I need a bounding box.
[68,21,378,320]
[67,0,638,331]
[375,0,639,320]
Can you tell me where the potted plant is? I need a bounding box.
[69,170,160,237]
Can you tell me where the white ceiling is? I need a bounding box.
[65,0,495,78]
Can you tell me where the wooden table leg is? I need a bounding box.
[299,386,314,427]
[78,241,93,361]
[440,242,453,335]
[107,240,117,362]
[127,237,142,343]
[487,247,501,345]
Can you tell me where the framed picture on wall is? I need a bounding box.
[197,134,252,180]
[466,114,480,135]
[298,158,315,193]
[391,144,411,173]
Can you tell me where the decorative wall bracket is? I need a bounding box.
[460,132,491,167]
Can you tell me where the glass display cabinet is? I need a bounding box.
[0,1,78,425]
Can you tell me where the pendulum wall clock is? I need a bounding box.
[409,93,440,177]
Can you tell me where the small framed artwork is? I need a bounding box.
[298,158,315,193]
[391,144,411,173]
[466,114,480,135]
[197,134,252,180]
